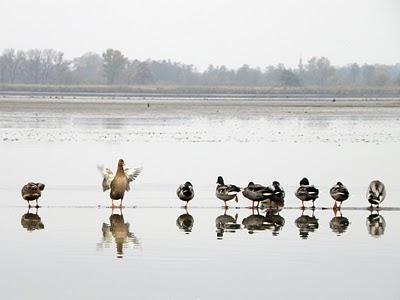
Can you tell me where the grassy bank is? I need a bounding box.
[0,83,399,98]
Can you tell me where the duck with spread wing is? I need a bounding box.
[98,159,142,207]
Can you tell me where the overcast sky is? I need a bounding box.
[0,0,399,69]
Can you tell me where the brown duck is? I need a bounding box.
[99,159,142,207]
[21,182,45,207]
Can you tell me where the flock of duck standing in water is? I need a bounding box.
[19,159,387,256]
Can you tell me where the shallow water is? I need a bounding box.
[0,98,399,299]
[0,206,398,299]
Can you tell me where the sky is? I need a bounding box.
[0,0,399,70]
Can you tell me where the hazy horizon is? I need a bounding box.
[1,0,399,70]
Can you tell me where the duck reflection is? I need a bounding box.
[242,209,268,234]
[176,209,194,234]
[99,208,139,258]
[215,209,241,239]
[295,210,319,239]
[366,213,386,237]
[329,209,350,235]
[21,208,44,231]
[264,209,285,236]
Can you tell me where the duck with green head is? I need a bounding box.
[215,176,241,208]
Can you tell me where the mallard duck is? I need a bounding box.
[21,182,45,207]
[330,182,349,208]
[20,208,44,231]
[269,181,285,200]
[215,176,241,208]
[367,180,386,208]
[176,182,194,207]
[260,181,285,208]
[98,159,142,207]
[329,211,350,235]
[366,213,386,237]
[295,177,319,208]
[242,182,271,208]
[295,210,319,239]
[176,212,194,233]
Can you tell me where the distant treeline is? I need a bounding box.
[0,48,399,88]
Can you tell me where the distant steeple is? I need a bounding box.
[298,55,304,73]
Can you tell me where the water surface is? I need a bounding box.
[0,97,399,299]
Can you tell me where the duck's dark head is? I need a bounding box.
[272,181,280,187]
[300,178,309,185]
[217,176,224,185]
[37,183,45,191]
[248,182,254,187]
[182,182,192,196]
[337,181,343,186]
[118,159,125,169]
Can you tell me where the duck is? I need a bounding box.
[330,182,349,208]
[215,176,241,208]
[20,208,44,231]
[269,181,285,200]
[242,182,271,208]
[21,182,45,207]
[176,211,194,233]
[176,182,194,207]
[260,181,285,208]
[295,177,319,208]
[367,180,386,208]
[98,159,142,207]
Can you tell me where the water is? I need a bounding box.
[0,97,399,299]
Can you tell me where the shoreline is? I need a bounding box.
[1,96,400,115]
[0,84,399,98]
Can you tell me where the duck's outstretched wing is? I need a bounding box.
[125,167,142,182]
[97,165,114,192]
[124,167,142,191]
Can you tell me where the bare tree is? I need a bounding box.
[72,52,103,84]
[102,49,128,85]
